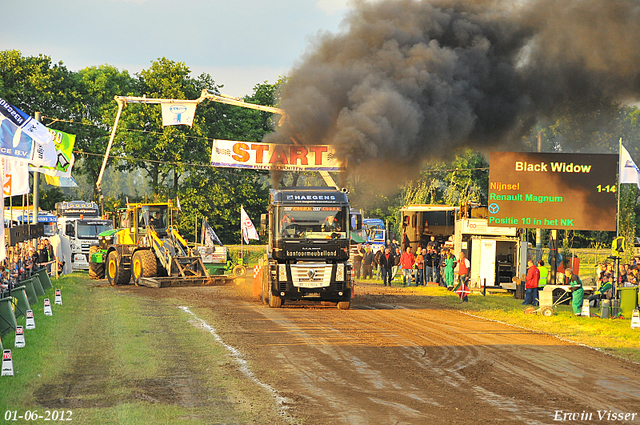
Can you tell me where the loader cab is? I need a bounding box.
[136,205,169,237]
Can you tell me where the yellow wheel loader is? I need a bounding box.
[103,201,229,287]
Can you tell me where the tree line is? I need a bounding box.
[1,49,640,249]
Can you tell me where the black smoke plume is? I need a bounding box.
[264,0,640,169]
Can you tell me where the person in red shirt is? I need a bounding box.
[400,247,415,286]
[523,259,540,306]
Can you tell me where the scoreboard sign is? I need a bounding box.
[488,152,617,231]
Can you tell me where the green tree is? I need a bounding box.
[0,50,80,116]
[72,64,137,199]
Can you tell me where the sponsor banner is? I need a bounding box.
[210,139,344,172]
[161,102,197,126]
[0,173,3,263]
[0,98,52,145]
[0,99,56,166]
[45,175,78,187]
[2,158,30,196]
[30,129,76,176]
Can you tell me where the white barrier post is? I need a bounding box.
[1,350,14,376]
[44,298,53,316]
[14,326,25,348]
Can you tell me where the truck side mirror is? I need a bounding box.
[260,214,267,237]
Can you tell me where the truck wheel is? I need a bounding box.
[107,251,131,286]
[88,246,105,280]
[268,286,282,308]
[233,264,247,277]
[337,301,351,310]
[132,250,158,285]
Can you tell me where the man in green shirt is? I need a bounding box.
[588,273,613,307]
[564,268,584,316]
[536,260,549,307]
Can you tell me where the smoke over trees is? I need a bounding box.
[265,0,640,168]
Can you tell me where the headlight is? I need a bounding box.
[336,264,345,281]
[278,264,287,281]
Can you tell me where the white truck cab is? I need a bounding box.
[56,201,113,270]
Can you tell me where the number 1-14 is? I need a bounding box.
[597,185,616,193]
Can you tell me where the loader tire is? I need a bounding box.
[233,264,247,277]
[132,250,158,285]
[88,246,105,280]
[107,251,131,286]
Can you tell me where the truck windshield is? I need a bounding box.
[277,206,348,240]
[44,223,57,237]
[77,221,113,239]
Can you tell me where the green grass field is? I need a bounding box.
[0,273,278,425]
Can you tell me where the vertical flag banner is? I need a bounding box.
[201,218,223,249]
[0,98,52,145]
[0,172,5,263]
[620,144,640,189]
[30,128,76,176]
[1,158,30,196]
[0,98,56,166]
[45,175,78,187]
[241,207,259,244]
[161,102,197,127]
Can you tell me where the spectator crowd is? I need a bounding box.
[351,237,466,291]
[0,238,59,295]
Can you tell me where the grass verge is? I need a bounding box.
[0,273,282,425]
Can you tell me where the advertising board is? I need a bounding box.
[488,152,617,231]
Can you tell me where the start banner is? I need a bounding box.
[210,139,344,172]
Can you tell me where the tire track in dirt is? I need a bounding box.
[125,281,640,424]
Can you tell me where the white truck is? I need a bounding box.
[55,201,113,271]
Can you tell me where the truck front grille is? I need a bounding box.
[291,263,332,288]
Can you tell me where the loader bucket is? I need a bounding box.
[137,275,234,288]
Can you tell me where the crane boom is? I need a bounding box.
[96,90,338,212]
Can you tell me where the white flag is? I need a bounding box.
[161,102,197,127]
[30,134,58,167]
[2,158,30,196]
[620,144,640,189]
[201,218,223,248]
[241,207,259,243]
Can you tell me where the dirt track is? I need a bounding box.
[123,278,640,424]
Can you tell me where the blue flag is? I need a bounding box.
[0,98,55,166]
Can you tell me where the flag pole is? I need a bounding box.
[617,137,622,238]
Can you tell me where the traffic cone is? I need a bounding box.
[54,289,62,306]
[1,349,14,376]
[44,299,52,316]
[25,310,35,330]
[581,299,590,317]
[631,309,640,329]
[14,326,25,348]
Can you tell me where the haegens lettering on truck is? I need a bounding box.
[286,195,336,201]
